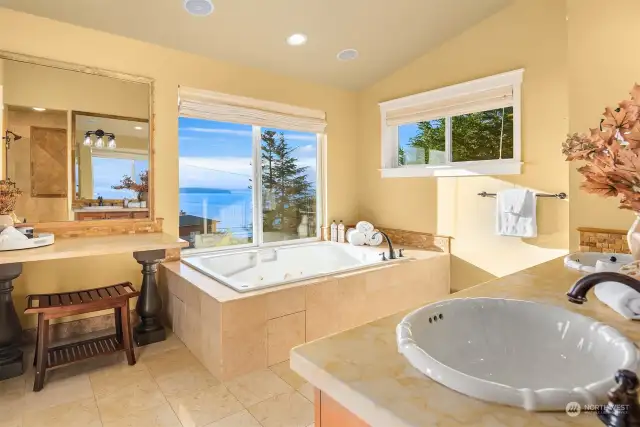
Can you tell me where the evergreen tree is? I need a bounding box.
[261,130,314,234]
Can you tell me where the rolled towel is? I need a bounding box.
[356,221,374,234]
[594,281,640,320]
[365,230,383,246]
[346,228,366,246]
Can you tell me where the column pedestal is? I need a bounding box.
[0,263,23,380]
[133,250,166,346]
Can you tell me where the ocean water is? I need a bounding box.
[179,190,253,233]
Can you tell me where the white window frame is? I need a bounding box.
[379,69,524,178]
[180,123,324,255]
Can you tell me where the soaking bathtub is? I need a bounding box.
[181,241,387,292]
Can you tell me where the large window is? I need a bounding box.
[178,115,321,250]
[381,69,522,178]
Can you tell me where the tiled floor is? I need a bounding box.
[0,331,315,427]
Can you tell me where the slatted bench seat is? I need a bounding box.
[25,282,139,391]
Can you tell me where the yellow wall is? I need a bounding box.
[566,0,639,247]
[0,7,359,327]
[357,0,570,291]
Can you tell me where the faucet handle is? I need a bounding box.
[398,249,404,258]
[597,369,640,427]
[379,252,387,261]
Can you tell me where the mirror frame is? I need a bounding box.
[0,50,156,228]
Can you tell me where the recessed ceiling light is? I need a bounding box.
[32,107,46,112]
[184,0,214,16]
[337,49,359,61]
[134,126,143,130]
[287,33,308,46]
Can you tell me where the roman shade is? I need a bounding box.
[179,86,327,133]
[385,85,513,126]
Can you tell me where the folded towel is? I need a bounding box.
[365,230,383,246]
[594,281,640,320]
[356,221,374,234]
[346,228,366,246]
[0,226,28,241]
[496,189,537,238]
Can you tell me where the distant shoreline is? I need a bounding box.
[179,187,235,194]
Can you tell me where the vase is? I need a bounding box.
[0,214,14,231]
[627,214,640,260]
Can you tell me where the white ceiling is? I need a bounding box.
[0,0,512,90]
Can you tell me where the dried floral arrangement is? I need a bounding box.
[112,170,149,201]
[0,179,23,215]
[563,84,640,211]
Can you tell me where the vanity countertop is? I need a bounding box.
[291,257,620,426]
[0,232,187,264]
[73,207,149,212]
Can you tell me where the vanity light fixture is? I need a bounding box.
[32,107,46,112]
[83,129,116,149]
[287,33,308,46]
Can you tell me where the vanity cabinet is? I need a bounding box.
[315,389,369,427]
[76,211,149,221]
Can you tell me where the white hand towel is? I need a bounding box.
[365,230,383,246]
[0,226,28,241]
[594,281,640,320]
[356,221,375,234]
[496,189,537,238]
[346,229,366,246]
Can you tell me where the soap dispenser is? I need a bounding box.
[338,221,345,243]
[330,221,338,242]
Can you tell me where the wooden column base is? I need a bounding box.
[133,250,166,347]
[0,263,24,381]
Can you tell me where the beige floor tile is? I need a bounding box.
[297,383,314,403]
[135,332,186,360]
[22,397,102,427]
[168,384,244,427]
[101,402,182,427]
[0,376,25,420]
[204,410,261,427]
[96,377,167,423]
[225,369,292,407]
[23,373,94,410]
[0,415,22,427]
[155,364,221,399]
[247,391,314,427]
[269,362,306,390]
[89,362,153,399]
[144,347,200,378]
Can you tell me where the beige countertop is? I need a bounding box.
[0,232,187,264]
[290,258,626,426]
[73,207,149,212]
[163,244,447,302]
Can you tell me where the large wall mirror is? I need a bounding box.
[0,54,152,223]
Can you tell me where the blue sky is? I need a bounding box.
[93,158,147,198]
[178,117,318,190]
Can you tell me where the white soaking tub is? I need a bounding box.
[181,241,387,292]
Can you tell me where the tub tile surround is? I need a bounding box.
[578,227,630,254]
[320,226,451,253]
[0,330,317,427]
[289,257,630,427]
[160,247,450,381]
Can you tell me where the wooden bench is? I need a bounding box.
[25,282,139,391]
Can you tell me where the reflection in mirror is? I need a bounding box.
[73,113,150,221]
[1,57,151,222]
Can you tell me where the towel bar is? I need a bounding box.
[478,191,567,199]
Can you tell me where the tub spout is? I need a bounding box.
[373,231,396,260]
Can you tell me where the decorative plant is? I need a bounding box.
[0,179,23,215]
[563,84,640,211]
[112,170,149,201]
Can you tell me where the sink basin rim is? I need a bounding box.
[397,297,640,411]
[564,252,634,273]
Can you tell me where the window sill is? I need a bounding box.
[380,160,522,178]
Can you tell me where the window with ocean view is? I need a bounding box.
[178,117,320,250]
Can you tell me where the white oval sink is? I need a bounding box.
[564,252,633,273]
[396,298,639,411]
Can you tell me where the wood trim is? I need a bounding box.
[29,217,163,238]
